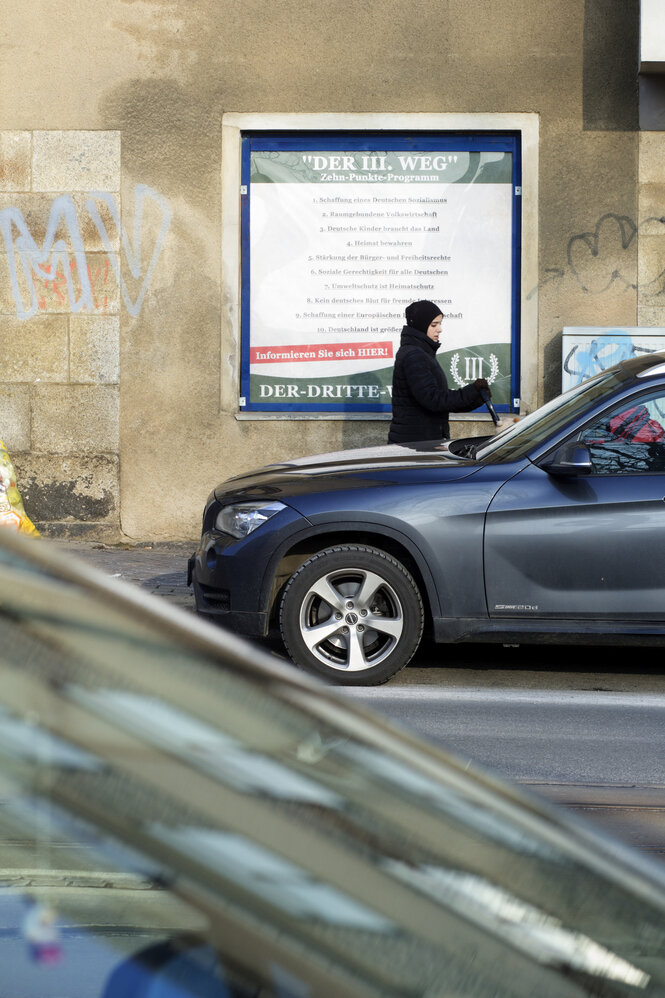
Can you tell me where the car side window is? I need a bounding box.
[580,393,665,474]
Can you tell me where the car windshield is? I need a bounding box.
[2,530,665,996]
[474,366,632,463]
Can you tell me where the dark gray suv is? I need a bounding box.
[191,354,665,684]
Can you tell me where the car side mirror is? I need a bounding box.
[540,440,592,477]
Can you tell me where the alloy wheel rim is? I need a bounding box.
[298,567,404,672]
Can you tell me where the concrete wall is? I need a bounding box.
[0,130,122,538]
[0,0,653,541]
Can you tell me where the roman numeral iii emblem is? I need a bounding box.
[465,356,485,380]
[450,352,500,388]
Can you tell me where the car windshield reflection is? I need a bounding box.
[2,528,665,996]
[475,366,630,463]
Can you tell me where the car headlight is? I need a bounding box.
[215,500,286,539]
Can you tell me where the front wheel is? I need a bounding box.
[279,545,424,685]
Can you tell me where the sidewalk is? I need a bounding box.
[53,538,196,610]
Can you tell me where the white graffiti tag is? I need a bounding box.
[0,185,172,319]
[86,185,173,316]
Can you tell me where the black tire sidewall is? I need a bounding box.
[279,545,423,685]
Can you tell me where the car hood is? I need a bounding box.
[213,440,480,499]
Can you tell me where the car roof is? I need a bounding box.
[618,351,665,380]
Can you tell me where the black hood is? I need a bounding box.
[214,441,479,501]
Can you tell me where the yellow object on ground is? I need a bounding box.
[0,440,39,536]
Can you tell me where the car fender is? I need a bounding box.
[285,467,516,621]
[257,516,444,620]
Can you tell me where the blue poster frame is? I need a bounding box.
[240,131,521,414]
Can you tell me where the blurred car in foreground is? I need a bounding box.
[2,529,665,996]
[190,352,665,685]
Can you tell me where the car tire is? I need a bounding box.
[279,545,424,686]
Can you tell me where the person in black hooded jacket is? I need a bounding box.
[388,300,489,444]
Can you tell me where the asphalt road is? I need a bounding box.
[341,644,665,862]
[337,674,665,861]
[62,541,665,863]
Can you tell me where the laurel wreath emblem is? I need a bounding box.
[450,352,500,388]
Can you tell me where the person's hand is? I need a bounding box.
[473,378,490,396]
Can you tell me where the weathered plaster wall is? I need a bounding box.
[0,0,650,540]
[0,130,122,538]
[639,132,665,330]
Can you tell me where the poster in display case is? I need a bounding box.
[240,133,522,414]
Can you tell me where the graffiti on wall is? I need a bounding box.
[0,184,172,319]
[34,258,114,314]
[529,211,665,300]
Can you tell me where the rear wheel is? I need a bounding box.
[279,545,424,685]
